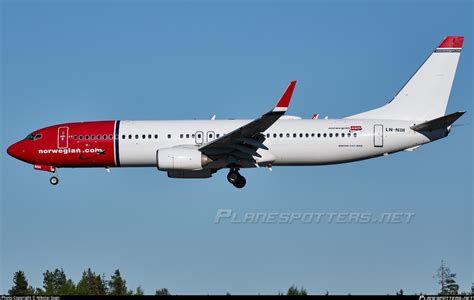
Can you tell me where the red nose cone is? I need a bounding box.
[7,141,25,160]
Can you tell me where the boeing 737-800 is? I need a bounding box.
[7,36,465,188]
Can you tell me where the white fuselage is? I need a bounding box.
[117,117,445,167]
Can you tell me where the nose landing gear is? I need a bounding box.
[50,176,59,185]
[49,168,59,185]
[227,168,246,189]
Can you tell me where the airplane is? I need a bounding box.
[7,36,466,188]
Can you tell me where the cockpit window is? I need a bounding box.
[25,134,42,141]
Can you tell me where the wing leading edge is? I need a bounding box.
[199,81,297,168]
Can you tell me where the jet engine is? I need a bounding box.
[156,146,212,171]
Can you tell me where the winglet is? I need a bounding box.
[273,81,297,112]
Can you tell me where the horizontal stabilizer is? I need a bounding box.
[411,111,465,131]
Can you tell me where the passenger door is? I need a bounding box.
[374,124,383,147]
[57,126,69,149]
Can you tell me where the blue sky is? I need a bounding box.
[1,0,472,295]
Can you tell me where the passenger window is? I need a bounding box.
[91,135,95,140]
[102,135,106,139]
[273,133,277,138]
[155,134,158,139]
[266,133,270,138]
[329,133,333,138]
[341,133,345,137]
[168,134,172,139]
[97,135,101,140]
[354,133,357,137]
[216,134,220,138]
[74,135,77,140]
[286,133,290,138]
[348,133,351,137]
[305,133,309,138]
[317,133,321,138]
[180,134,184,139]
[299,133,303,138]
[186,134,190,138]
[85,135,89,140]
[311,133,315,137]
[122,135,125,139]
[109,135,113,140]
[293,133,297,138]
[192,134,195,138]
[323,133,327,138]
[148,134,151,139]
[335,133,339,137]
[142,134,146,139]
[135,134,139,139]
[79,135,83,140]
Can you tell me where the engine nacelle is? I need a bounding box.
[156,146,212,171]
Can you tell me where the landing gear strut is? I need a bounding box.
[50,169,59,185]
[227,168,246,189]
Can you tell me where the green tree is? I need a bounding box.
[396,289,404,295]
[135,286,144,295]
[8,271,35,295]
[76,268,108,295]
[434,260,459,295]
[155,288,171,295]
[108,269,128,295]
[286,285,307,296]
[42,268,76,295]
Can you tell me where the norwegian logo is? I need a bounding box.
[350,125,362,132]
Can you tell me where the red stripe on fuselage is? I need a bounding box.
[20,121,117,168]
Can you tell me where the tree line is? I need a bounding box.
[8,268,170,296]
[6,261,473,295]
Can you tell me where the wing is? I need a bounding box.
[199,81,297,168]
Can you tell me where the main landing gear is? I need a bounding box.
[227,168,246,189]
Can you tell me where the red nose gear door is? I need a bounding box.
[57,126,69,149]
